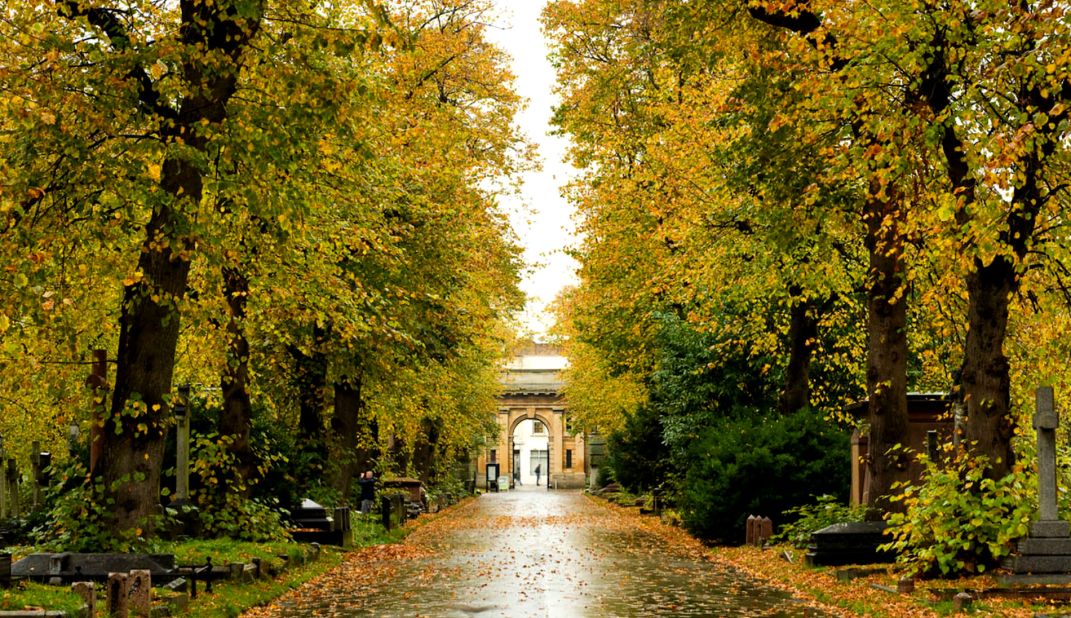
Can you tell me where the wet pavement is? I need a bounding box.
[251,488,834,617]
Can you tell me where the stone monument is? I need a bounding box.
[1007,386,1071,576]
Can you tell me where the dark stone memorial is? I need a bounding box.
[11,553,177,584]
[289,499,353,547]
[805,521,895,566]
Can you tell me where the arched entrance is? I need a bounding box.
[474,344,588,489]
[509,415,551,487]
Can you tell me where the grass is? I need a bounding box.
[0,513,413,617]
[0,581,85,614]
[180,546,345,618]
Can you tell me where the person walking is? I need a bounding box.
[357,470,376,514]
[534,463,541,486]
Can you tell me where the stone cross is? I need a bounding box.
[1036,386,1060,523]
[174,384,191,504]
[30,441,41,509]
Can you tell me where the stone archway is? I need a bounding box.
[475,345,588,489]
[507,412,554,487]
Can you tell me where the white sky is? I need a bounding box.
[484,1,579,338]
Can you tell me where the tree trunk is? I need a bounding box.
[98,203,192,529]
[85,0,261,536]
[960,260,1016,478]
[219,266,258,494]
[777,292,816,415]
[330,372,379,503]
[413,417,443,483]
[290,325,329,483]
[862,186,912,517]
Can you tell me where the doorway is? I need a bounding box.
[511,418,549,486]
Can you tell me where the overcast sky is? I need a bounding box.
[484,1,579,338]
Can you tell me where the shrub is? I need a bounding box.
[189,432,289,542]
[36,458,161,552]
[677,408,850,543]
[605,403,668,492]
[880,451,1033,577]
[775,494,865,548]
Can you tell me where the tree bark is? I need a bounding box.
[219,266,258,494]
[777,292,817,415]
[960,260,1016,477]
[85,0,261,534]
[330,372,379,503]
[413,417,443,483]
[290,325,329,481]
[862,185,912,516]
[745,3,912,512]
[921,42,1060,477]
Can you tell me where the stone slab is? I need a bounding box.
[998,573,1071,586]
[1019,537,1071,555]
[1032,520,1071,538]
[1008,554,1071,574]
[806,521,895,566]
[12,553,176,583]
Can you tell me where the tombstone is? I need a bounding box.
[759,517,773,544]
[30,441,41,509]
[744,515,773,546]
[332,507,353,547]
[72,581,95,616]
[745,515,758,545]
[128,570,151,617]
[108,572,131,618]
[5,458,18,517]
[381,494,404,531]
[1007,387,1071,576]
[48,553,67,585]
[805,521,895,566]
[0,553,11,589]
[173,385,191,505]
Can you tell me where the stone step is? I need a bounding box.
[1006,554,1071,574]
[1019,538,1071,555]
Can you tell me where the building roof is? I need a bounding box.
[499,348,567,395]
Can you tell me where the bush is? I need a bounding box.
[189,432,289,542]
[605,403,669,492]
[677,408,850,543]
[880,451,1033,577]
[775,494,865,548]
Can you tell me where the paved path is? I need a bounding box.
[248,488,834,617]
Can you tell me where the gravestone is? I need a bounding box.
[12,553,177,584]
[108,572,130,618]
[744,515,774,546]
[173,385,191,506]
[4,458,18,517]
[72,581,95,616]
[0,553,11,589]
[805,521,895,566]
[129,569,151,617]
[1007,387,1071,576]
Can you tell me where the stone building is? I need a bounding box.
[475,343,588,489]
